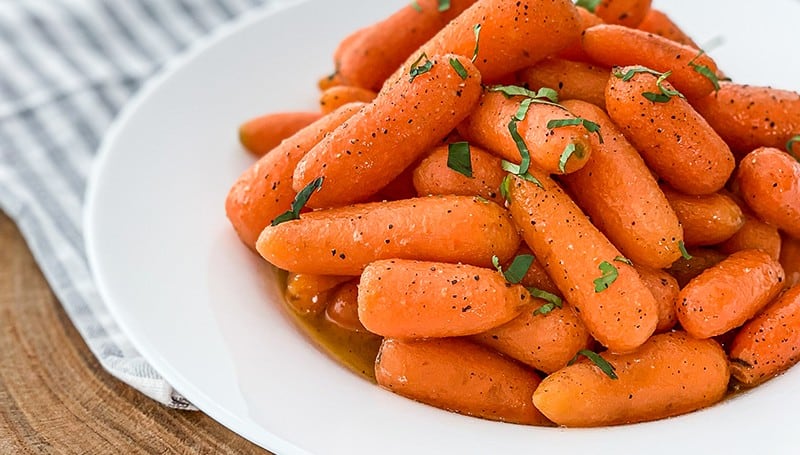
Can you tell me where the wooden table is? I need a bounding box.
[0,212,272,454]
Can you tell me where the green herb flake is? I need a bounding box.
[500,254,535,284]
[409,53,434,82]
[570,349,619,380]
[447,142,473,178]
[613,66,663,82]
[449,58,468,80]
[471,24,482,62]
[548,118,604,144]
[488,84,560,104]
[558,143,577,173]
[687,50,721,92]
[787,135,800,161]
[642,92,672,103]
[529,287,563,315]
[678,240,693,260]
[410,0,422,12]
[593,261,619,293]
[271,177,324,226]
[575,0,602,13]
[492,255,502,272]
[437,0,451,12]
[500,160,544,189]
[508,119,531,174]
[614,256,633,266]
[499,174,513,202]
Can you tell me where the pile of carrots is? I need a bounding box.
[226,0,800,427]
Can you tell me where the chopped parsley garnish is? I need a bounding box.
[508,119,532,174]
[530,288,563,315]
[614,256,633,266]
[437,0,451,12]
[410,0,422,12]
[558,143,578,173]
[547,118,604,144]
[499,174,513,202]
[787,135,800,161]
[471,24,482,62]
[678,240,693,260]
[488,84,560,105]
[447,142,473,177]
[409,53,434,82]
[593,261,619,293]
[570,349,619,380]
[687,50,721,92]
[613,66,663,81]
[501,161,544,189]
[641,71,685,103]
[574,0,601,13]
[449,58,468,80]
[493,254,534,284]
[271,177,323,226]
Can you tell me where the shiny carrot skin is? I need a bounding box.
[781,233,800,288]
[294,54,482,208]
[593,0,652,28]
[605,67,735,195]
[661,186,745,247]
[729,285,800,386]
[375,338,550,425]
[333,0,476,91]
[225,102,364,248]
[358,260,528,338]
[557,6,604,62]
[719,212,782,261]
[692,83,800,157]
[533,331,729,427]
[517,59,610,109]
[559,100,683,268]
[385,0,582,87]
[635,265,679,333]
[285,273,351,316]
[412,144,506,205]
[676,250,785,339]
[507,172,658,353]
[238,111,322,156]
[737,147,800,238]
[458,91,592,175]
[257,195,520,275]
[583,24,716,100]
[324,281,366,332]
[319,86,376,114]
[636,8,699,47]
[472,302,593,374]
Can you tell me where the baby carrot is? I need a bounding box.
[225,102,364,248]
[319,86,376,114]
[472,302,593,374]
[730,285,800,387]
[636,8,699,47]
[458,91,592,175]
[737,147,800,238]
[324,281,366,332]
[532,331,729,427]
[517,59,610,109]
[358,259,528,338]
[593,0,652,28]
[285,273,351,316]
[507,171,658,353]
[385,0,583,87]
[634,265,679,333]
[557,7,604,62]
[719,212,782,261]
[412,143,506,205]
[513,246,561,296]
[692,83,800,157]
[294,54,482,208]
[661,186,745,247]
[583,25,717,100]
[238,111,322,156]
[558,100,683,269]
[333,0,476,91]
[781,233,800,288]
[372,166,418,202]
[257,195,520,275]
[676,249,785,339]
[666,247,727,288]
[375,338,550,425]
[605,66,735,195]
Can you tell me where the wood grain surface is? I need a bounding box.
[0,212,273,454]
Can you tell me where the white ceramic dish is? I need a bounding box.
[85,1,800,454]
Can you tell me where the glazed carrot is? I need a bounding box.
[513,246,561,296]
[730,285,800,386]
[238,111,323,156]
[692,83,800,157]
[666,247,727,288]
[557,7,604,62]
[294,54,482,208]
[781,233,800,288]
[285,273,352,316]
[593,0,652,28]
[558,100,683,268]
[636,8,699,47]
[605,67,735,195]
[257,195,520,275]
[333,0,476,91]
[412,144,506,205]
[737,147,800,238]
[583,25,717,100]
[507,172,658,353]
[472,302,593,374]
[517,59,610,109]
[385,0,582,88]
[661,186,745,246]
[634,265,679,333]
[532,331,729,427]
[719,212,782,261]
[372,166,418,202]
[324,281,366,332]
[676,250,785,339]
[457,91,592,175]
[358,259,528,338]
[225,102,364,247]
[375,338,550,425]
[319,86,376,114]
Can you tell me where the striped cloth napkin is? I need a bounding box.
[0,0,289,409]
